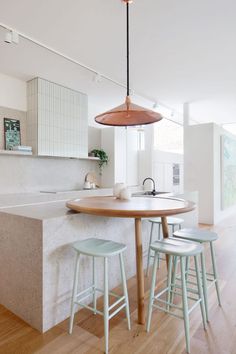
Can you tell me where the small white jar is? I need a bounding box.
[113,183,126,198]
[119,187,131,200]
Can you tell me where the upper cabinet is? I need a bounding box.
[27,78,88,158]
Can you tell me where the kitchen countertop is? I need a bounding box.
[0,189,198,221]
[0,189,113,220]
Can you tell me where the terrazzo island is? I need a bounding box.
[0,189,198,332]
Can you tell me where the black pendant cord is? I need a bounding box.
[126,2,130,97]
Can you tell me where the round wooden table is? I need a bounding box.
[66,195,195,325]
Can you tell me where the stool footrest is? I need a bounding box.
[176,268,217,288]
[109,303,127,320]
[75,285,127,319]
[152,303,183,320]
[153,284,202,316]
[74,302,103,316]
[109,296,125,311]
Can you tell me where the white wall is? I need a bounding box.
[184,123,214,224]
[184,122,236,224]
[0,73,27,111]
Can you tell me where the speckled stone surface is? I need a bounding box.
[0,190,198,332]
[0,212,43,330]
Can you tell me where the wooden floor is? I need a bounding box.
[1,218,236,354]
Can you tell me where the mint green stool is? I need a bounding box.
[146,217,184,276]
[146,238,206,354]
[173,228,221,322]
[69,238,131,354]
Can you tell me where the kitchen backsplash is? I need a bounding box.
[0,154,101,194]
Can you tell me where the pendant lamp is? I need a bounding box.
[95,0,163,126]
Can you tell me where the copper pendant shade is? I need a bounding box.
[95,0,162,127]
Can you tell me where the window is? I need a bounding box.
[137,128,145,151]
[153,119,183,153]
[222,124,236,136]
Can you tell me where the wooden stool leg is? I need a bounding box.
[135,218,145,324]
[194,255,207,329]
[200,250,209,322]
[104,257,109,354]
[69,253,80,334]
[161,217,169,266]
[119,253,131,330]
[210,241,221,306]
[146,222,154,277]
[180,256,190,354]
[146,252,158,332]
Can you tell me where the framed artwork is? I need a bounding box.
[4,118,21,150]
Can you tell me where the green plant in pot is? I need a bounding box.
[91,149,109,174]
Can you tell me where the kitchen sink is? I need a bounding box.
[132,191,170,197]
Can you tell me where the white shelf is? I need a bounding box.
[0,151,100,160]
[79,156,100,161]
[0,150,33,156]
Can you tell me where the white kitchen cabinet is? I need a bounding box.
[27,78,88,158]
[101,127,138,187]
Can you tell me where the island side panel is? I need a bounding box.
[42,213,150,332]
[0,212,43,331]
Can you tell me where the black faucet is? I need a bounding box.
[142,177,157,196]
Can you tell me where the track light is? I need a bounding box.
[4,31,19,44]
[153,102,158,109]
[12,31,19,44]
[93,73,102,83]
[4,31,12,43]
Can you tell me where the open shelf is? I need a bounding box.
[0,151,100,160]
[0,150,33,156]
[79,156,100,161]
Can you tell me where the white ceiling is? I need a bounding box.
[0,0,236,126]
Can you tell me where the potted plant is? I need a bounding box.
[90,149,109,174]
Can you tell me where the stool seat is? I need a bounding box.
[148,217,184,225]
[73,238,127,257]
[174,228,218,242]
[150,238,203,257]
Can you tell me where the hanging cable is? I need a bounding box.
[126,2,130,97]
